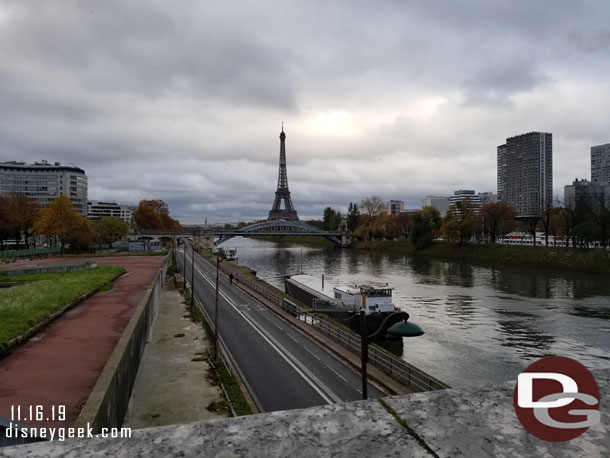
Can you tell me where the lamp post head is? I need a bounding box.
[388,320,425,337]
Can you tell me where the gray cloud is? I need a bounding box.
[1,1,609,222]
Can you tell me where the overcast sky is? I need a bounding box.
[2,1,609,223]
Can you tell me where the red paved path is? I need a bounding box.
[0,255,165,429]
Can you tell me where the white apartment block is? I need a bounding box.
[87,201,134,224]
[0,160,88,215]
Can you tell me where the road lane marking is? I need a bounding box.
[326,365,348,383]
[188,255,341,405]
[184,251,387,399]
[304,347,321,361]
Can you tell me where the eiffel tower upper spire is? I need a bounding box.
[268,125,299,221]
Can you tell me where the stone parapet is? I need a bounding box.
[2,369,608,457]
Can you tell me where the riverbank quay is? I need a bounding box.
[0,255,165,432]
[122,275,228,429]
[352,241,610,274]
[3,368,608,457]
[201,250,445,396]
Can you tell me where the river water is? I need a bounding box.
[221,238,610,388]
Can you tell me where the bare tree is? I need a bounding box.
[360,195,386,241]
[479,202,517,244]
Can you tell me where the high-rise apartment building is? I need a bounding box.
[387,200,404,215]
[0,160,88,215]
[497,132,552,218]
[591,143,610,186]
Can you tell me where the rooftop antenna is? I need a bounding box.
[281,121,284,132]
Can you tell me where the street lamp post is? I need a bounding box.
[359,288,424,400]
[191,243,195,310]
[213,251,225,361]
[182,241,186,282]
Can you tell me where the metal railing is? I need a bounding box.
[0,247,61,258]
[280,298,449,392]
[218,261,450,393]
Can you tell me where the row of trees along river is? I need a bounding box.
[305,195,610,249]
[0,194,181,253]
[220,237,610,388]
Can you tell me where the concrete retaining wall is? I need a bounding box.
[74,253,170,432]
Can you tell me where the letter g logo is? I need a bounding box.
[513,356,600,442]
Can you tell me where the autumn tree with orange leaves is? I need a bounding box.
[0,193,40,249]
[34,195,92,254]
[133,200,181,230]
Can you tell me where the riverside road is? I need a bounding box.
[177,248,384,412]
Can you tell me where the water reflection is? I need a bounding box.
[374,337,404,357]
[569,306,610,320]
[495,318,555,359]
[444,295,478,327]
[488,267,609,300]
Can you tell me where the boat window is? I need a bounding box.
[335,292,341,299]
[367,289,391,297]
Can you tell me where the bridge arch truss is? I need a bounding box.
[214,220,342,246]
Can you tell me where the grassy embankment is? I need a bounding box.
[352,241,610,274]
[0,266,125,353]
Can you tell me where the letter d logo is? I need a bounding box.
[517,372,578,408]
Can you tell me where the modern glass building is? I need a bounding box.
[0,160,88,215]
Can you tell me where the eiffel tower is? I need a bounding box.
[268,124,299,221]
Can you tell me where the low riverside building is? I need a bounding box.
[478,191,497,205]
[0,160,88,215]
[422,196,450,215]
[87,200,134,224]
[449,189,482,215]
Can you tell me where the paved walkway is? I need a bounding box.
[123,278,227,429]
[0,255,165,429]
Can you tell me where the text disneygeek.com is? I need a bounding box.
[4,422,132,441]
